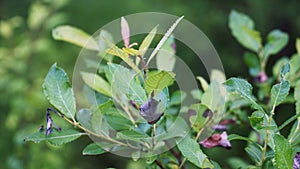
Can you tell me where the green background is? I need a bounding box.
[1,0,299,168]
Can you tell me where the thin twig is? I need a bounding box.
[50,108,140,149]
[155,159,165,169]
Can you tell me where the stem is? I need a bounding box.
[277,113,300,132]
[260,111,273,167]
[165,141,186,169]
[155,159,165,169]
[152,124,156,150]
[52,108,140,149]
[289,119,300,143]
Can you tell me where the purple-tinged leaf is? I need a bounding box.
[140,94,164,124]
[121,17,130,47]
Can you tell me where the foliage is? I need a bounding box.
[23,10,300,169]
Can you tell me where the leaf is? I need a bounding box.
[227,158,249,169]
[263,30,289,59]
[295,81,300,113]
[25,129,85,145]
[156,116,189,142]
[169,90,186,106]
[249,111,264,130]
[245,143,263,164]
[288,121,300,146]
[82,143,106,155]
[81,72,112,97]
[104,37,140,73]
[197,76,209,91]
[229,10,262,52]
[280,63,290,80]
[145,71,175,95]
[201,81,225,112]
[147,16,184,65]
[121,17,130,47]
[43,63,76,121]
[273,134,293,169]
[156,35,176,71]
[103,108,132,131]
[91,101,112,135]
[297,38,300,55]
[211,69,226,84]
[98,30,114,61]
[107,63,147,105]
[116,130,146,141]
[225,77,265,114]
[270,80,290,108]
[286,54,300,86]
[76,108,92,130]
[244,52,261,76]
[228,134,254,143]
[139,25,158,56]
[52,25,98,50]
[176,137,213,168]
[189,104,210,131]
[272,57,289,79]
[190,89,203,101]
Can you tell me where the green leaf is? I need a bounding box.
[270,80,290,108]
[225,77,265,114]
[145,71,175,95]
[25,129,85,145]
[280,63,290,80]
[76,108,92,130]
[249,111,264,130]
[147,16,183,65]
[139,25,158,56]
[43,63,76,120]
[103,108,132,131]
[197,76,209,91]
[169,90,186,106]
[81,72,112,97]
[244,52,261,76]
[201,80,225,112]
[52,25,98,50]
[272,57,289,79]
[295,80,300,113]
[229,10,262,52]
[245,143,262,164]
[228,134,255,143]
[227,158,249,169]
[90,102,112,135]
[211,69,226,84]
[190,89,203,101]
[263,30,289,59]
[107,63,147,105]
[104,37,140,73]
[156,35,176,71]
[273,134,293,169]
[288,121,300,146]
[98,30,114,61]
[177,137,213,168]
[156,116,189,142]
[296,38,300,55]
[189,104,209,131]
[82,143,106,155]
[116,130,146,141]
[287,54,300,86]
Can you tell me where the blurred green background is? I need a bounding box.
[1,0,300,168]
